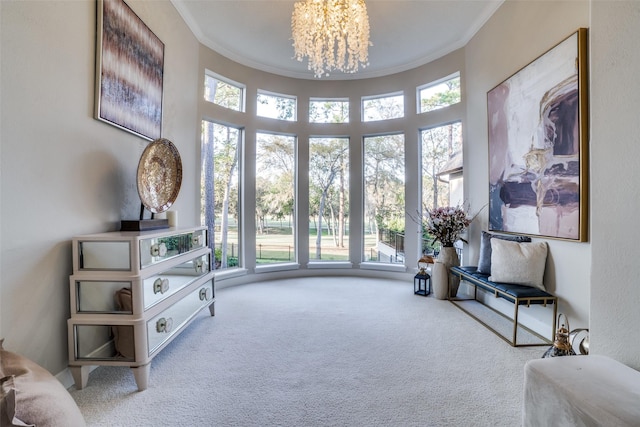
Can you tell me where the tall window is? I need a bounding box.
[309,99,349,123]
[362,93,404,122]
[418,73,461,114]
[257,91,297,121]
[363,133,405,264]
[309,137,350,261]
[201,120,241,270]
[421,121,463,253]
[204,72,244,112]
[255,132,296,265]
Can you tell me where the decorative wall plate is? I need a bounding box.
[137,138,182,213]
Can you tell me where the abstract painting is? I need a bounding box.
[487,29,588,241]
[95,0,164,141]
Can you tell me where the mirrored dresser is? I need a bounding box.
[67,226,215,391]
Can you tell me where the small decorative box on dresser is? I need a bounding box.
[67,226,215,391]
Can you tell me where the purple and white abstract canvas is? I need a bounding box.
[488,29,588,241]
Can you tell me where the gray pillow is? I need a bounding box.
[477,231,531,274]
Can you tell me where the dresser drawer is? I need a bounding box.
[76,240,132,271]
[71,278,133,314]
[69,319,144,363]
[70,251,210,316]
[143,252,210,310]
[68,276,214,365]
[147,278,214,356]
[73,226,207,273]
[139,228,206,269]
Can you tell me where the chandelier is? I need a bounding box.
[291,0,371,78]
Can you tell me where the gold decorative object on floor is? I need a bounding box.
[569,328,590,355]
[542,313,576,358]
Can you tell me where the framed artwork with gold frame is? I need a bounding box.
[487,28,589,242]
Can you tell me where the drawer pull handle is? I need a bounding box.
[199,287,211,301]
[194,259,204,273]
[153,278,170,294]
[150,242,167,257]
[156,317,173,333]
[192,234,202,246]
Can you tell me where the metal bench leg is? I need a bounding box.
[512,300,519,346]
[551,300,558,342]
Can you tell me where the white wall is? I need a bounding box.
[0,0,200,374]
[464,1,591,330]
[590,1,640,369]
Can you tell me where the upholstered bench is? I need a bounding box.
[446,231,557,346]
[450,265,557,346]
[523,355,640,426]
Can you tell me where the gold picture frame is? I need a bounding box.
[487,28,589,242]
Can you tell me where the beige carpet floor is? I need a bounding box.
[70,276,544,426]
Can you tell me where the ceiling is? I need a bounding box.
[171,0,504,80]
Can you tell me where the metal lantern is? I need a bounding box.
[414,256,433,296]
[542,313,576,358]
[414,273,431,296]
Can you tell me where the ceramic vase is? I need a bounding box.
[432,246,460,299]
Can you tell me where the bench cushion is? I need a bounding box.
[451,266,554,303]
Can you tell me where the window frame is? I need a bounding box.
[361,91,405,122]
[254,131,298,268]
[416,72,461,114]
[361,132,406,265]
[308,136,351,262]
[256,89,298,122]
[204,70,246,112]
[201,119,244,272]
[308,98,350,124]
[419,120,464,255]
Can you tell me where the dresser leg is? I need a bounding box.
[208,302,215,316]
[132,363,151,391]
[70,365,90,390]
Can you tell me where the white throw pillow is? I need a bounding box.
[489,239,548,290]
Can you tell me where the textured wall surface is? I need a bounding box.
[590,1,640,369]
